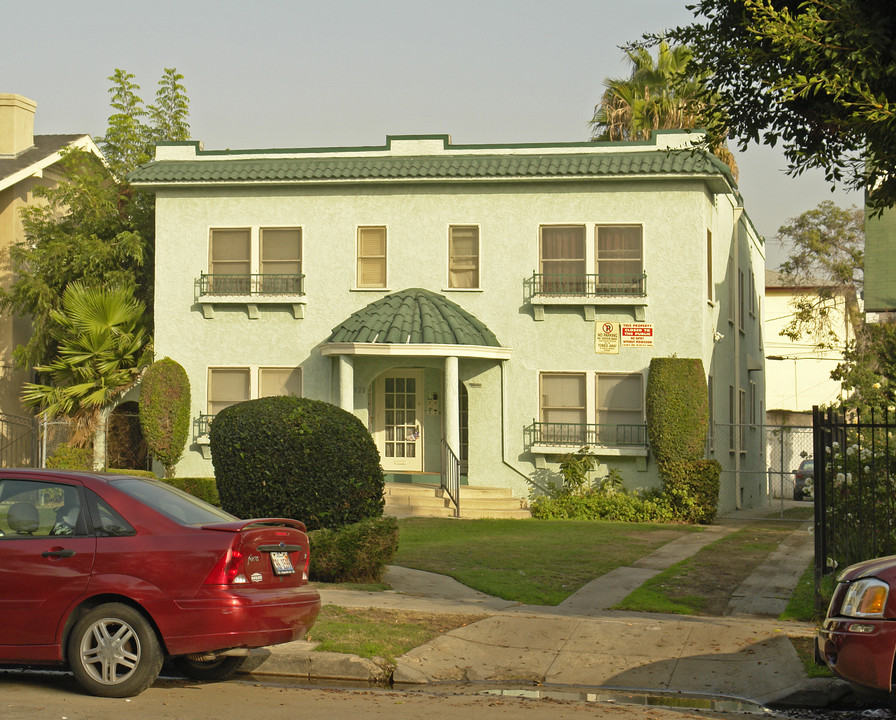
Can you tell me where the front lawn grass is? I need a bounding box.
[393,518,697,605]
[614,521,796,615]
[305,606,483,663]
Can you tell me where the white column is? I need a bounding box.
[338,355,354,411]
[444,356,459,455]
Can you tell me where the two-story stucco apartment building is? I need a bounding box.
[129,130,766,514]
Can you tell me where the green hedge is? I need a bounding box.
[46,444,92,470]
[308,516,399,583]
[646,357,708,468]
[105,468,158,479]
[661,459,722,524]
[530,490,676,522]
[162,477,220,506]
[210,396,384,530]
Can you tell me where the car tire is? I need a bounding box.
[173,655,248,682]
[67,603,163,698]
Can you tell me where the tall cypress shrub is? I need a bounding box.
[646,357,719,523]
[138,357,190,478]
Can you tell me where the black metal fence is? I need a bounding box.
[813,405,896,611]
[0,413,39,467]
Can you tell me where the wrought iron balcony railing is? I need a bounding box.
[198,273,305,296]
[524,421,648,448]
[524,272,647,298]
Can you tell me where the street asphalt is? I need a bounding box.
[240,501,850,709]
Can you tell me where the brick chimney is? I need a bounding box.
[0,93,37,156]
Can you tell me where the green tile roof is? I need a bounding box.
[129,149,732,186]
[328,288,501,347]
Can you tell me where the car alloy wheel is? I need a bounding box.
[67,603,163,698]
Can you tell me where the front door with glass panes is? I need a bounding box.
[375,370,424,472]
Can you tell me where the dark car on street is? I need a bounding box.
[0,469,320,697]
[792,458,814,500]
[818,555,896,700]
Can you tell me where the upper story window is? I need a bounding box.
[596,225,643,294]
[204,227,304,298]
[448,226,480,289]
[357,226,387,288]
[209,229,251,293]
[540,225,586,293]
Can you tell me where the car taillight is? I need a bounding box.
[204,542,249,585]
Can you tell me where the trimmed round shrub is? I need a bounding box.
[308,516,399,583]
[210,396,384,530]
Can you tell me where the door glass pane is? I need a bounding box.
[382,374,420,462]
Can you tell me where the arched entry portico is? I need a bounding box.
[322,289,511,510]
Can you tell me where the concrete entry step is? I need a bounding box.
[383,483,530,519]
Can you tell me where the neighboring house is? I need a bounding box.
[129,130,766,513]
[763,270,849,496]
[0,93,103,417]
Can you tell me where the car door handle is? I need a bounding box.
[42,549,76,559]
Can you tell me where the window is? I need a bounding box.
[209,229,251,293]
[357,226,387,288]
[738,388,747,453]
[707,375,715,452]
[706,230,713,301]
[540,226,585,293]
[539,372,586,442]
[0,479,86,538]
[259,367,302,398]
[749,380,758,427]
[728,257,735,324]
[207,368,250,416]
[260,228,302,293]
[448,226,480,289]
[596,373,644,444]
[728,384,736,452]
[738,269,745,332]
[596,225,642,293]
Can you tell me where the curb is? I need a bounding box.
[243,642,392,685]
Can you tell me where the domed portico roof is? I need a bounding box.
[323,288,510,359]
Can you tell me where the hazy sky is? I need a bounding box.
[7,0,856,267]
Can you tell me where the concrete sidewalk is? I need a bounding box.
[242,504,841,707]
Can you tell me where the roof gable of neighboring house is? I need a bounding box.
[0,133,103,193]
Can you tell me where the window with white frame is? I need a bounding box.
[540,225,586,293]
[208,366,302,418]
[738,387,747,453]
[357,226,387,288]
[207,367,250,416]
[596,372,644,445]
[596,225,642,293]
[738,268,745,332]
[260,228,302,292]
[448,226,480,289]
[259,367,302,398]
[728,384,736,452]
[209,229,251,293]
[707,375,715,452]
[706,230,713,302]
[539,372,586,443]
[207,227,303,295]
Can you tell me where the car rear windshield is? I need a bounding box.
[111,476,237,525]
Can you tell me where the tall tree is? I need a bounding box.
[590,41,737,179]
[1,68,190,369]
[776,201,864,346]
[21,283,152,470]
[656,1,896,210]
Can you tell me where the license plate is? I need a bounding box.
[269,551,295,575]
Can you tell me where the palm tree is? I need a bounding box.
[590,42,738,181]
[22,282,152,470]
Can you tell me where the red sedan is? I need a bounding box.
[818,555,896,700]
[0,469,320,697]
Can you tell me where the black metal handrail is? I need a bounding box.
[441,439,461,518]
[524,272,647,299]
[524,421,648,448]
[198,273,305,296]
